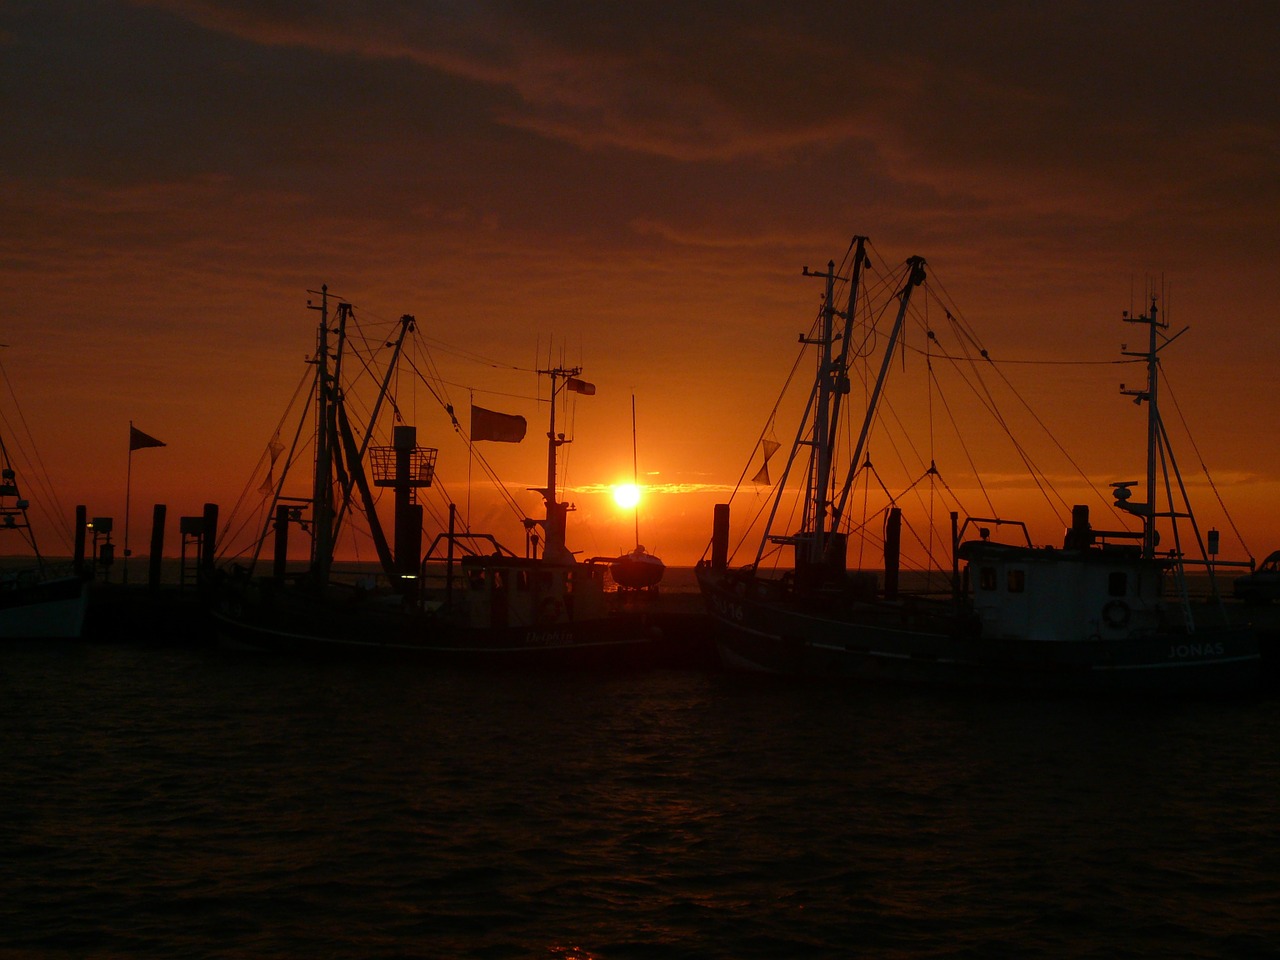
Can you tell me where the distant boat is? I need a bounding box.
[212,288,694,666]
[0,368,87,639]
[609,395,665,590]
[698,236,1265,694]
[611,544,665,590]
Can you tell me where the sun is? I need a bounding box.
[612,483,640,510]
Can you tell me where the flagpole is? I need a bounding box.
[123,424,166,585]
[124,420,134,585]
[631,393,640,548]
[466,389,473,532]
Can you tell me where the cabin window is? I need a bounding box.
[1007,569,1026,593]
[517,570,530,591]
[979,567,997,591]
[1108,571,1127,597]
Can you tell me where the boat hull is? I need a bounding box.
[0,575,88,639]
[697,566,1266,694]
[211,592,704,668]
[610,555,665,589]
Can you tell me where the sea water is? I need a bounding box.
[3,631,1278,959]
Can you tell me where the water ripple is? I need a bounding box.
[3,641,1278,958]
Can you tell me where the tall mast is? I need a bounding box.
[332,312,415,545]
[631,394,640,547]
[759,241,904,573]
[826,237,869,476]
[830,256,927,531]
[799,260,839,565]
[1119,295,1169,560]
[1143,299,1159,558]
[307,286,338,585]
[536,364,589,564]
[545,367,566,505]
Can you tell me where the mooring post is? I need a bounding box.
[74,505,87,578]
[711,503,730,571]
[200,503,218,583]
[148,504,166,592]
[884,506,901,600]
[273,503,290,582]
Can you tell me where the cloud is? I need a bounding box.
[570,482,737,497]
[128,1,844,160]
[112,0,1276,259]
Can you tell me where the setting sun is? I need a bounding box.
[612,483,640,510]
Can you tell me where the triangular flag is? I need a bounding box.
[129,426,166,451]
[259,470,274,496]
[751,462,770,485]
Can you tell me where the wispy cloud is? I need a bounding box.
[570,482,738,497]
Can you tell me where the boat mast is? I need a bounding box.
[798,239,868,566]
[1120,295,1182,560]
[830,256,927,531]
[307,285,343,585]
[826,237,869,483]
[799,260,839,566]
[536,365,585,564]
[331,312,416,547]
[545,367,566,507]
[631,393,641,548]
[1142,297,1159,559]
[757,246,924,579]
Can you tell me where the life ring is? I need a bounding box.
[1102,599,1131,629]
[539,596,563,624]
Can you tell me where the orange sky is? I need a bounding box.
[2,1,1278,570]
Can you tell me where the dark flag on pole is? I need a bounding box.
[129,426,166,451]
[124,422,165,585]
[470,405,527,443]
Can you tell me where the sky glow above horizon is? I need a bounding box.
[2,1,1278,567]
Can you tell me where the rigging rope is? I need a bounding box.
[0,357,74,553]
[1160,374,1251,558]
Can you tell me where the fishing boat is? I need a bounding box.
[412,365,693,664]
[212,288,690,666]
[0,505,87,639]
[0,375,88,639]
[696,236,1264,694]
[608,395,665,590]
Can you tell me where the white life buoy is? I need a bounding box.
[539,596,563,624]
[1102,599,1131,629]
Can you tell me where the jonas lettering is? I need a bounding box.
[1167,642,1225,659]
